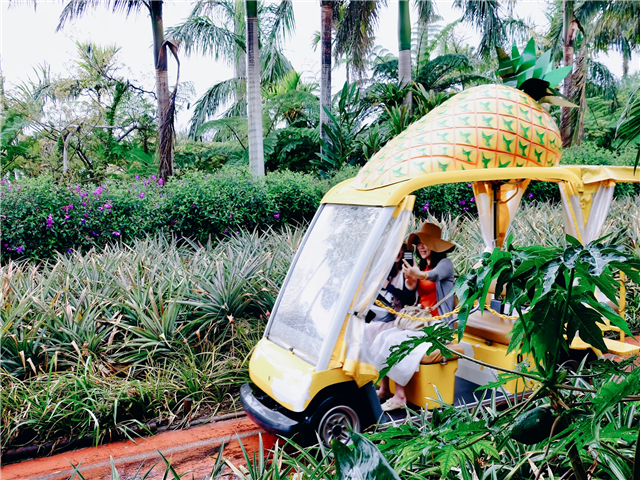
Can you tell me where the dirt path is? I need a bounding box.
[1,416,276,480]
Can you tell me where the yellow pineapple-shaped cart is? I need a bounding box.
[240,40,640,447]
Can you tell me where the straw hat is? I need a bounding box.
[407,223,456,253]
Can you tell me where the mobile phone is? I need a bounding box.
[402,251,414,267]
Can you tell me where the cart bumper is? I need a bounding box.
[240,383,300,436]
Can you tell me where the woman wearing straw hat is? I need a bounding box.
[371,223,456,411]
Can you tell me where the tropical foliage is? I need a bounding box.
[2,198,639,452]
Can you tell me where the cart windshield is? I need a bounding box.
[267,204,385,362]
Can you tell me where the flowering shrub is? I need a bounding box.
[0,168,330,260]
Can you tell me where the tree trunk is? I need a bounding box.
[398,0,412,108]
[561,0,577,148]
[62,131,70,175]
[151,1,174,182]
[320,0,332,150]
[234,5,247,103]
[622,46,630,78]
[572,45,587,146]
[245,0,265,177]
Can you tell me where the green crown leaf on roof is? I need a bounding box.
[496,38,578,108]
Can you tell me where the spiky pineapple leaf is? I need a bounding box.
[511,42,521,68]
[517,38,537,74]
[496,37,576,106]
[543,66,573,88]
[496,47,515,77]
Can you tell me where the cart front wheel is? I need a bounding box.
[316,403,360,447]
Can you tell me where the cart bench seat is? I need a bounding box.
[421,343,466,364]
[463,309,515,346]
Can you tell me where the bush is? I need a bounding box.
[0,168,336,260]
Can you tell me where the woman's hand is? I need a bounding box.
[402,260,424,280]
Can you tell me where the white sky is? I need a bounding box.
[2,1,638,132]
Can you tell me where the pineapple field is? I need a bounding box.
[2,197,639,452]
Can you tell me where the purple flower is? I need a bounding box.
[67,248,73,254]
[46,214,54,228]
[422,202,430,211]
[528,193,534,199]
[224,229,229,234]
[158,178,163,186]
[463,207,469,210]
[470,197,475,203]
[0,180,5,185]
[92,187,103,196]
[91,231,99,237]
[467,184,472,188]
[82,201,87,206]
[75,186,80,192]
[7,186,11,191]
[139,193,145,199]
[151,175,156,180]
[112,231,120,236]
[79,190,88,198]
[62,204,74,213]
[81,218,86,223]
[135,175,140,180]
[3,243,8,247]
[16,185,20,191]
[229,213,233,218]
[15,246,24,254]
[104,204,112,209]
[459,200,466,206]
[64,215,70,220]
[274,213,280,219]
[98,206,104,211]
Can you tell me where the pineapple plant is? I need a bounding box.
[353,39,577,190]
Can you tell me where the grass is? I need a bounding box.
[1,197,638,450]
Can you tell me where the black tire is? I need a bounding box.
[302,396,362,448]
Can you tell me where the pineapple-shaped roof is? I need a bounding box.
[353,84,561,190]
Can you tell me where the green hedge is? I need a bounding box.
[0,168,353,260]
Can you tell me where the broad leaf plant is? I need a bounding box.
[378,236,640,480]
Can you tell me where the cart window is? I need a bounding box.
[267,205,384,362]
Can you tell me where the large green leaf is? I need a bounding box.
[332,432,400,480]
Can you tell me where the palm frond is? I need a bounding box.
[188,78,244,138]
[57,0,145,31]
[414,0,438,24]
[415,54,471,92]
[615,83,640,150]
[261,0,296,45]
[196,116,248,144]
[333,0,385,79]
[371,58,398,83]
[453,0,505,58]
[166,15,240,61]
[260,41,293,85]
[587,60,619,106]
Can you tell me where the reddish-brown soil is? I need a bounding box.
[1,416,276,480]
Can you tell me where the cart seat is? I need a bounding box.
[464,309,515,345]
[421,343,466,364]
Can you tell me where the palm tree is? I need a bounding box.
[167,0,245,109]
[245,0,264,176]
[560,0,579,147]
[320,0,332,149]
[169,0,294,138]
[398,0,411,107]
[57,0,177,182]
